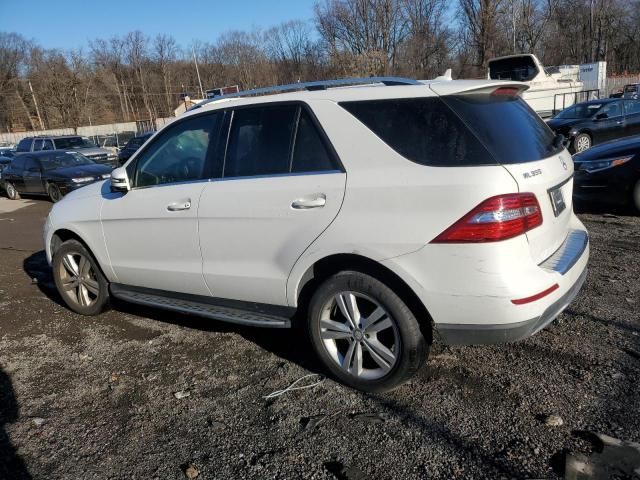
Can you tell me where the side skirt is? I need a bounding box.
[110,283,293,328]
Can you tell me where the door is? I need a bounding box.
[199,104,346,306]
[22,157,44,193]
[624,100,640,136]
[101,111,224,296]
[595,100,625,143]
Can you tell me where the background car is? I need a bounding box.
[547,98,640,153]
[15,135,118,167]
[623,83,640,99]
[573,135,640,212]
[0,146,16,158]
[2,150,112,202]
[0,155,12,192]
[117,131,153,165]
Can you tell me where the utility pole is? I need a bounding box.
[192,46,205,99]
[28,80,45,130]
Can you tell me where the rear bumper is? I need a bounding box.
[382,214,589,345]
[438,267,587,344]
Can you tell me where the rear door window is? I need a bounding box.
[291,110,338,173]
[224,105,297,178]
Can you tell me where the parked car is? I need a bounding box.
[622,83,640,99]
[0,155,12,189]
[573,135,640,211]
[15,135,118,167]
[43,77,589,392]
[0,146,16,158]
[547,98,640,153]
[2,150,112,202]
[117,132,154,165]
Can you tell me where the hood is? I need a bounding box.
[47,163,112,179]
[546,117,581,131]
[573,135,640,162]
[69,146,112,157]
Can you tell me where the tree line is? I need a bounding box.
[2,0,639,132]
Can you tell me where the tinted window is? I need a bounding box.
[134,113,221,187]
[40,152,94,170]
[53,137,95,149]
[16,138,32,152]
[42,139,55,151]
[555,103,602,119]
[441,94,561,163]
[291,110,337,173]
[601,101,622,117]
[340,97,495,166]
[224,105,297,177]
[33,139,44,151]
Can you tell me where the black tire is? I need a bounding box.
[572,133,592,153]
[47,183,63,203]
[4,182,20,200]
[52,239,109,316]
[632,179,640,213]
[308,271,428,392]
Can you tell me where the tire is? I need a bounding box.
[632,179,640,213]
[573,133,592,153]
[47,183,63,203]
[52,239,109,316]
[4,182,20,200]
[307,271,428,392]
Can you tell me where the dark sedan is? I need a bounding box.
[548,98,640,153]
[118,132,153,165]
[572,135,640,212]
[2,150,112,202]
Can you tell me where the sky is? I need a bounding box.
[0,0,318,50]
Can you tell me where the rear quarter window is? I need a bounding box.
[341,94,561,166]
[340,97,495,166]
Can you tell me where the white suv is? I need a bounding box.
[44,77,589,392]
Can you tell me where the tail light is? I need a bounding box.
[431,193,542,243]
[492,87,520,97]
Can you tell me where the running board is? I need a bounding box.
[110,284,292,328]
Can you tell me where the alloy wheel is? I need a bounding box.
[57,252,100,308]
[319,291,400,380]
[575,135,591,152]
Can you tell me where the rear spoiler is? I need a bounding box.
[428,81,529,97]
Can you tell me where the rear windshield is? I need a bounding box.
[53,137,96,149]
[340,95,560,166]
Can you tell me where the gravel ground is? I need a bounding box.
[0,197,639,480]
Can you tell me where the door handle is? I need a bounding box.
[167,201,191,211]
[291,195,326,209]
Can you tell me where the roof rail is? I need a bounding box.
[190,76,420,111]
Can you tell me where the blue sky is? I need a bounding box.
[0,0,318,50]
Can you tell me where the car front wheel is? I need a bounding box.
[308,271,428,392]
[48,183,63,203]
[573,133,592,153]
[4,182,20,200]
[52,239,109,316]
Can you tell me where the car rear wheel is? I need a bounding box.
[573,133,592,153]
[308,271,428,392]
[52,239,109,316]
[48,183,63,203]
[5,182,20,200]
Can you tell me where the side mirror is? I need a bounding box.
[596,113,608,120]
[110,166,130,193]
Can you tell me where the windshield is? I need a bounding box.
[39,152,95,170]
[555,103,602,119]
[53,137,96,149]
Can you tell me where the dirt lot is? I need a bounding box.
[0,197,639,480]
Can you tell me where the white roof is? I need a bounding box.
[185,79,529,118]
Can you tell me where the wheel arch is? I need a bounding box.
[294,253,433,343]
[51,228,111,281]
